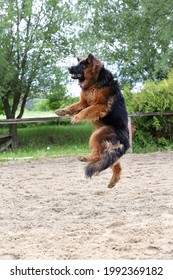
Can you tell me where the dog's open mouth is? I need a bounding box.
[70,73,83,79]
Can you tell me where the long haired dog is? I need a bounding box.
[55,53,130,188]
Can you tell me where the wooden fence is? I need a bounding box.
[0,112,173,152]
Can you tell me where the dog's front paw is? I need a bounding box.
[77,155,87,162]
[55,109,68,116]
[71,114,81,124]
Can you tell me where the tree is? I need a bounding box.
[75,0,173,84]
[46,68,67,110]
[0,0,75,145]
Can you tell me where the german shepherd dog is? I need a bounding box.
[55,53,130,188]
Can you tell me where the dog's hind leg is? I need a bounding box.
[78,126,116,164]
[78,126,112,163]
[78,129,101,163]
[107,161,122,189]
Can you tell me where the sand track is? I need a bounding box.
[0,152,173,259]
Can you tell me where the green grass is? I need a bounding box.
[23,110,56,118]
[0,110,56,119]
[0,123,93,160]
[1,117,173,161]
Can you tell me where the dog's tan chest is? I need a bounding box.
[82,87,111,106]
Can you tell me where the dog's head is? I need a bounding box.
[68,53,104,89]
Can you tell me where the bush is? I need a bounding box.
[124,69,173,150]
[33,99,49,111]
[0,100,4,115]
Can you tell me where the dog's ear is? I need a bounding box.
[93,60,104,80]
[94,62,104,74]
[77,57,82,62]
[86,53,95,64]
[86,53,104,80]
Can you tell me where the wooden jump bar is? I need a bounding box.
[0,112,173,124]
[0,116,70,124]
[128,112,173,117]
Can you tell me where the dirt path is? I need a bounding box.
[0,152,173,259]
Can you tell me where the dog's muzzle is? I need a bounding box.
[68,66,84,80]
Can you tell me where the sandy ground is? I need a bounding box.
[0,152,173,260]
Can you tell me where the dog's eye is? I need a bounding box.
[80,61,85,66]
[80,60,89,68]
[79,61,86,69]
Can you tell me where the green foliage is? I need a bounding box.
[59,95,79,109]
[25,98,43,111]
[47,94,61,111]
[0,100,4,115]
[132,130,158,153]
[131,129,173,153]
[124,69,173,149]
[0,0,76,134]
[33,99,49,112]
[125,77,173,116]
[46,68,68,110]
[75,0,173,83]
[32,95,75,112]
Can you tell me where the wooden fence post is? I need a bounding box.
[128,116,133,153]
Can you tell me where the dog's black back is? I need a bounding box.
[97,69,130,151]
[101,81,128,128]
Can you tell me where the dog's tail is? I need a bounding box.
[85,135,129,178]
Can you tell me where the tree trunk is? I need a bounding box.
[2,97,19,149]
[9,123,18,149]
